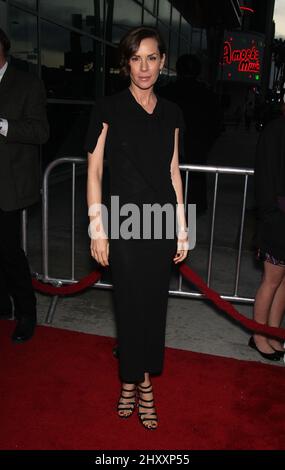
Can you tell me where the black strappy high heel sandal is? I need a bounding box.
[117,384,137,418]
[137,382,158,430]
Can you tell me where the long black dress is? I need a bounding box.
[84,87,185,383]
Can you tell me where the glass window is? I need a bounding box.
[143,9,156,27]
[41,0,104,38]
[181,17,190,42]
[42,103,92,166]
[171,7,180,33]
[201,29,207,51]
[41,20,103,100]
[9,6,38,73]
[144,0,156,15]
[191,28,202,53]
[157,21,169,66]
[179,39,190,56]
[13,0,37,9]
[168,31,178,70]
[0,0,7,30]
[158,0,170,27]
[112,0,142,44]
[104,44,125,95]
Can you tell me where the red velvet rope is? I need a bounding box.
[32,263,285,340]
[179,264,285,340]
[32,270,101,295]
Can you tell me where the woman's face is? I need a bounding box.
[128,37,165,89]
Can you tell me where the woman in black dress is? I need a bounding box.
[250,115,285,361]
[85,26,189,430]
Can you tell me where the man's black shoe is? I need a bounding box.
[11,317,36,343]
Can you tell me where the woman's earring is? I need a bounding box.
[159,69,162,75]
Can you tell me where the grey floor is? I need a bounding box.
[26,123,285,367]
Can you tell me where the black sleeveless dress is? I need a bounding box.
[85,87,185,383]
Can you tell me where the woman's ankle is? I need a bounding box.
[122,382,136,389]
[139,373,151,386]
[253,333,268,343]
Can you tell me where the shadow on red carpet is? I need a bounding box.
[1,320,284,450]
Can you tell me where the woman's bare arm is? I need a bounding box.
[87,122,109,266]
[170,128,189,262]
[170,128,188,230]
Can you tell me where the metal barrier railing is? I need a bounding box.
[26,157,255,323]
[180,164,255,302]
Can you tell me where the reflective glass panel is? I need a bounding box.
[144,0,155,14]
[158,0,170,26]
[9,6,38,73]
[43,103,92,165]
[41,0,104,37]
[191,28,202,53]
[181,17,191,42]
[13,0,37,10]
[0,0,7,30]
[112,0,142,44]
[169,31,178,70]
[171,7,180,32]
[143,9,156,27]
[41,20,103,100]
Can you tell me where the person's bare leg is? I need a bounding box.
[253,262,285,353]
[138,372,158,429]
[268,273,285,351]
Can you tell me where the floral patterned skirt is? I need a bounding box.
[256,248,285,267]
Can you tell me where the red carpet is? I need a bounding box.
[1,321,285,450]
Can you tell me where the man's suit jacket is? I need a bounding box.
[0,65,49,211]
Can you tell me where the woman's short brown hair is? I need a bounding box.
[118,26,166,78]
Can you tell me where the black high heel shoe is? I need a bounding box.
[271,348,285,358]
[117,384,137,418]
[273,350,285,358]
[268,341,285,358]
[248,336,280,361]
[137,383,158,430]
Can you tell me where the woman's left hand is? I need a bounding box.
[173,231,189,264]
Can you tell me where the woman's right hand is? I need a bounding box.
[90,237,109,267]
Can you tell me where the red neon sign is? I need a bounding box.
[223,41,260,73]
[240,6,255,13]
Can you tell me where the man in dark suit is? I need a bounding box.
[0,29,49,342]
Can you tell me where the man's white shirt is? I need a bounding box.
[0,61,9,137]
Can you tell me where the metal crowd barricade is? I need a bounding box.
[26,157,255,323]
[179,164,255,303]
